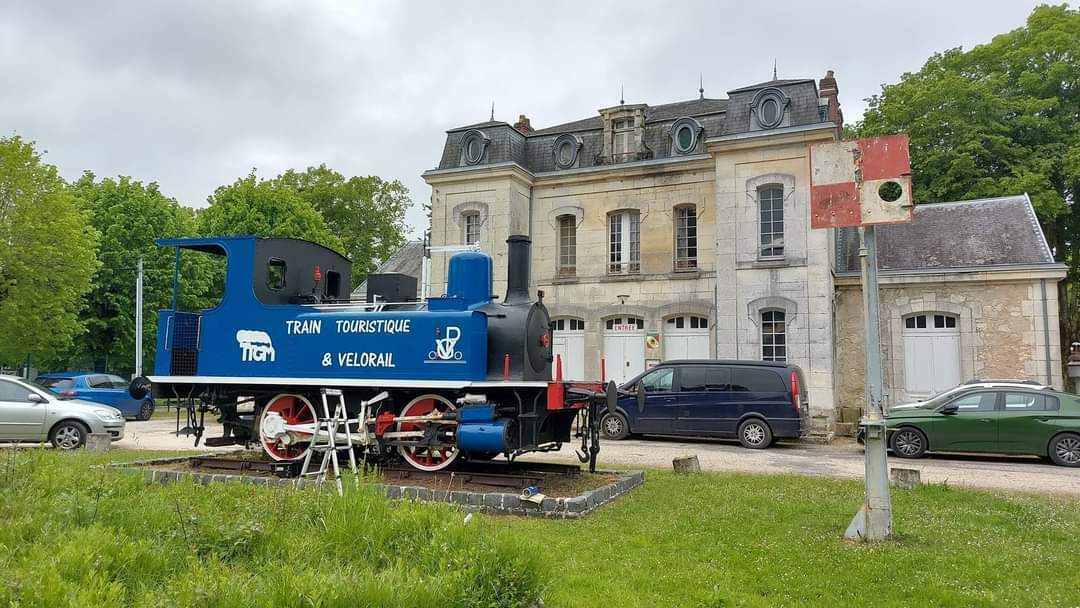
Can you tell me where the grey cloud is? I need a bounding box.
[1,0,1045,239]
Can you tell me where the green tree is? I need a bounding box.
[70,174,200,374]
[198,172,344,254]
[271,166,410,287]
[852,4,1080,346]
[0,136,98,369]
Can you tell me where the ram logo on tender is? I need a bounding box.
[236,329,276,363]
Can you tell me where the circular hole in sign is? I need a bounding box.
[878,181,903,202]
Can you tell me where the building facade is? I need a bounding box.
[421,71,1065,434]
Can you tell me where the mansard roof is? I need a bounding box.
[431,75,831,175]
[835,194,1057,274]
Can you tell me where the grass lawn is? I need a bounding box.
[2,449,1078,607]
[503,471,1080,607]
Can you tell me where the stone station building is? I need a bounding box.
[419,71,1066,434]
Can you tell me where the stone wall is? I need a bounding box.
[833,273,1064,435]
[427,169,532,298]
[532,159,717,380]
[711,126,838,429]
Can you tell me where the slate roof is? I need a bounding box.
[727,78,815,94]
[529,98,729,136]
[352,240,425,297]
[835,195,1056,274]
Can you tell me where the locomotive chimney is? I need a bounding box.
[504,234,531,305]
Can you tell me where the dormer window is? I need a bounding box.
[670,117,703,155]
[613,118,635,161]
[552,133,582,170]
[460,130,489,166]
[751,88,790,130]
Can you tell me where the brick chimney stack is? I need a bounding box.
[513,114,534,134]
[818,70,844,138]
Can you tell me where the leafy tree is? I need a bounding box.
[271,166,410,287]
[852,4,1080,347]
[0,136,98,369]
[198,172,344,255]
[69,174,201,375]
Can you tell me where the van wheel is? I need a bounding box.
[51,421,89,450]
[890,427,927,459]
[601,412,630,440]
[1048,433,1080,467]
[738,419,772,449]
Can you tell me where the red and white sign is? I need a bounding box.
[809,134,914,229]
[611,324,640,333]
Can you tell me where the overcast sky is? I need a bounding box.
[1,0,1047,238]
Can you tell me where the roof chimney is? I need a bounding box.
[513,114,534,134]
[818,70,843,137]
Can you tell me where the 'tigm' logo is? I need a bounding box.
[427,326,463,361]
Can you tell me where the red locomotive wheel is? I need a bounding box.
[259,394,317,461]
[397,394,459,472]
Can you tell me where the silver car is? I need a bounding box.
[0,374,125,449]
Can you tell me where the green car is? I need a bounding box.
[885,383,1080,467]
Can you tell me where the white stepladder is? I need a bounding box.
[300,388,358,495]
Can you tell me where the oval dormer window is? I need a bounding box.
[752,88,789,130]
[460,130,489,166]
[761,98,780,124]
[669,117,702,155]
[552,133,581,170]
[676,125,693,150]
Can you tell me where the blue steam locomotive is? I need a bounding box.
[138,234,604,471]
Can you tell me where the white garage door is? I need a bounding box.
[903,313,961,399]
[551,318,585,381]
[604,316,645,385]
[664,315,710,360]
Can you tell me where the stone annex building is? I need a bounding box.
[417,71,1067,435]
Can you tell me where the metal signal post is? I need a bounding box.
[135,256,144,378]
[844,225,892,540]
[809,134,913,542]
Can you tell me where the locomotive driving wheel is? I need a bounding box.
[258,393,317,461]
[396,394,459,472]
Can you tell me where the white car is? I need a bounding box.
[0,375,125,449]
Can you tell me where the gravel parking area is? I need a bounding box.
[114,417,1080,496]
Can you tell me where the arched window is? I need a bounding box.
[761,309,786,362]
[674,205,697,271]
[758,185,785,259]
[557,214,576,276]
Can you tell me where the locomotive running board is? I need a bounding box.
[147,375,551,389]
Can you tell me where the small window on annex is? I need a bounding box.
[463,212,481,245]
[558,214,576,277]
[266,258,287,291]
[674,205,697,271]
[758,185,785,259]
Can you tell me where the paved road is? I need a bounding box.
[115,417,1080,496]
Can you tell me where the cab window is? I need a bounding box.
[641,368,674,393]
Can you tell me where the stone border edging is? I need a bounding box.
[108,456,644,519]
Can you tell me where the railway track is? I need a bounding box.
[186,455,581,489]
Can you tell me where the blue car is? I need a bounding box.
[601,360,809,449]
[35,372,155,420]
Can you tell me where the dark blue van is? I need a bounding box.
[602,360,809,448]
